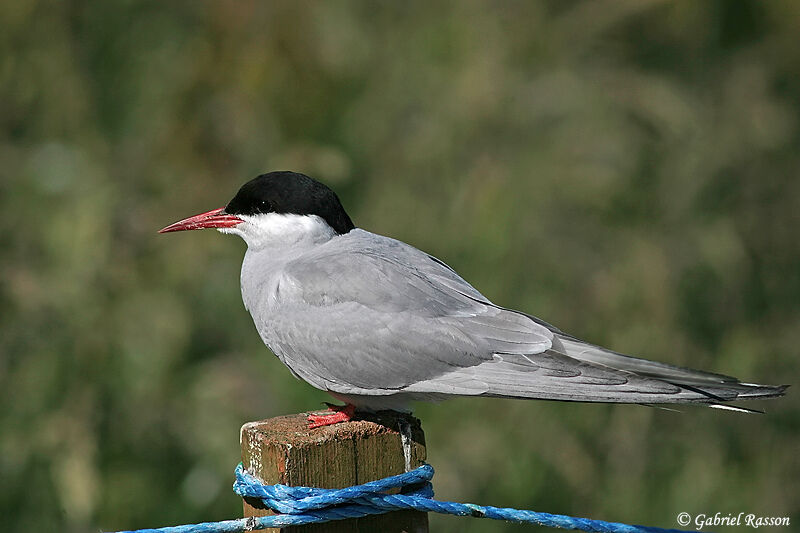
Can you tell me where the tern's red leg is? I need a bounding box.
[307,403,356,429]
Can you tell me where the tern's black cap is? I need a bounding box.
[224,171,355,235]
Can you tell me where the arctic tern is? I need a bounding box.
[160,171,786,427]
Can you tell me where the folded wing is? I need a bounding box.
[266,230,786,406]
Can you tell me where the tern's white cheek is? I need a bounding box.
[224,213,336,250]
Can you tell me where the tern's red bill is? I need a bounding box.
[158,207,243,233]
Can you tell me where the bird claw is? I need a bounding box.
[307,404,356,428]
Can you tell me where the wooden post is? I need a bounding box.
[241,410,428,533]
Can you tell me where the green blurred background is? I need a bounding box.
[1,1,798,531]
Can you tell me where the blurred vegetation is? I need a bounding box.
[1,1,798,532]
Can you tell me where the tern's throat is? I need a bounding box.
[219,212,338,251]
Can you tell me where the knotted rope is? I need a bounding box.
[114,463,696,533]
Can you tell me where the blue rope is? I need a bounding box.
[112,463,697,533]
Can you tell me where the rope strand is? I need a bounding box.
[111,463,699,533]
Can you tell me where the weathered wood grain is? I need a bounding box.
[241,411,428,533]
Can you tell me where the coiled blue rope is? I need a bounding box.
[114,463,696,533]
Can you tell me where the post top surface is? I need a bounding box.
[241,411,425,448]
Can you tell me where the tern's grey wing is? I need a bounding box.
[257,231,552,393]
[256,230,785,405]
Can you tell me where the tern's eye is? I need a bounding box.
[259,200,272,212]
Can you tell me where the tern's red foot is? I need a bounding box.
[307,404,356,429]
